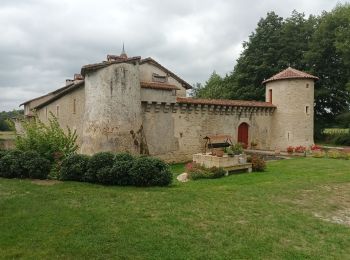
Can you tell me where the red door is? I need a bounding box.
[238,123,249,148]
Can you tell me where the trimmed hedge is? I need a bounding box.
[21,151,51,179]
[130,157,172,186]
[1,149,172,187]
[85,152,115,183]
[60,154,90,181]
[0,150,51,179]
[0,150,24,178]
[109,159,135,185]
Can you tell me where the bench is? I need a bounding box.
[224,163,252,175]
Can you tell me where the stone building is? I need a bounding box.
[21,50,318,162]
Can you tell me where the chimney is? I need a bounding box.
[66,79,74,86]
[74,74,84,81]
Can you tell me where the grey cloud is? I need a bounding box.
[0,0,346,111]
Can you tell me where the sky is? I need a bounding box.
[0,0,347,111]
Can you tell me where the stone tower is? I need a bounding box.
[80,50,143,155]
[263,67,318,150]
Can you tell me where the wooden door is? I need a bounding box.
[238,123,249,147]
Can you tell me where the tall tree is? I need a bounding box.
[304,4,350,127]
[193,71,228,99]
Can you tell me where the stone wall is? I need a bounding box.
[36,85,85,147]
[81,62,143,155]
[142,102,274,162]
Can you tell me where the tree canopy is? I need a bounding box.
[194,4,350,131]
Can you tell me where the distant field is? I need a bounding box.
[323,128,349,134]
[0,131,15,140]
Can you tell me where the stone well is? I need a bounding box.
[193,153,247,168]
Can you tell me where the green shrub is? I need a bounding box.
[109,159,135,185]
[209,167,226,178]
[114,152,134,162]
[332,133,350,146]
[186,162,225,180]
[0,150,25,178]
[21,150,51,179]
[130,157,172,186]
[250,155,266,172]
[15,113,78,162]
[230,143,243,155]
[327,149,341,159]
[312,150,326,158]
[0,149,8,159]
[60,154,90,181]
[96,167,115,185]
[85,152,115,183]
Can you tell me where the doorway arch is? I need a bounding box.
[238,122,249,147]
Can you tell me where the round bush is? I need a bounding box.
[250,155,266,172]
[0,150,8,159]
[96,167,114,185]
[114,152,134,162]
[109,159,135,185]
[0,150,25,178]
[21,150,51,179]
[130,157,172,186]
[60,154,90,181]
[85,152,115,183]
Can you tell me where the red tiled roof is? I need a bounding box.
[141,81,180,91]
[176,97,276,108]
[262,67,318,84]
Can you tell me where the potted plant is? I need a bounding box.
[250,140,258,149]
[216,149,224,157]
[287,146,294,154]
[231,143,244,155]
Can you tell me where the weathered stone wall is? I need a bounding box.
[266,79,314,150]
[36,85,85,147]
[81,62,143,155]
[142,102,273,162]
[141,88,176,104]
[139,63,187,97]
[24,93,56,116]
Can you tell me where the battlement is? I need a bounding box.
[142,101,275,117]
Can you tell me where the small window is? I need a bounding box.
[56,105,60,117]
[269,89,273,103]
[306,83,309,88]
[73,99,76,114]
[152,73,167,83]
[172,90,177,96]
[306,106,310,115]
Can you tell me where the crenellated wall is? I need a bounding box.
[142,102,275,162]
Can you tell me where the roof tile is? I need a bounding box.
[262,67,318,84]
[176,97,276,108]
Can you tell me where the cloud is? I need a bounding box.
[0,0,346,111]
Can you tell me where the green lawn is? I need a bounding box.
[1,158,350,259]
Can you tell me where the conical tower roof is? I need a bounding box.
[262,67,318,84]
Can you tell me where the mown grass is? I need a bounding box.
[1,158,350,259]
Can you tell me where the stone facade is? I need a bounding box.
[21,53,318,162]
